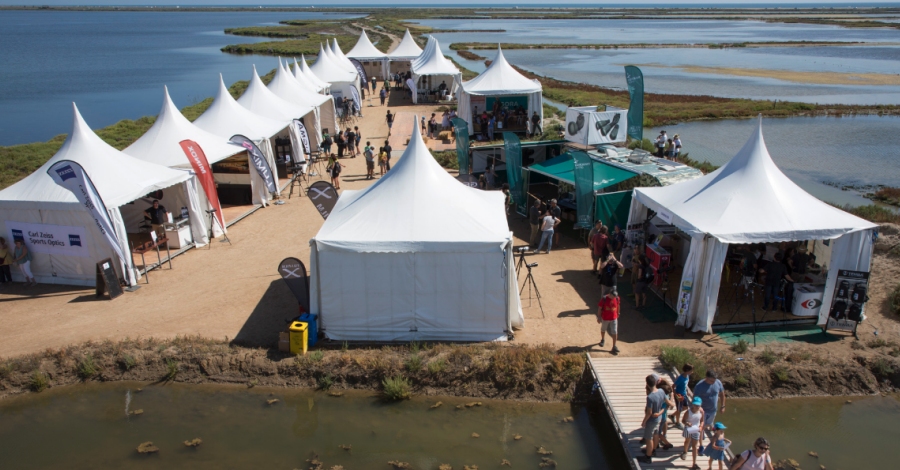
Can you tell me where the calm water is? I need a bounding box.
[0,10,360,146]
[0,382,623,469]
[648,116,900,207]
[726,395,900,469]
[428,18,900,105]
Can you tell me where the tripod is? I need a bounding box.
[519,262,544,316]
[308,152,325,180]
[725,277,761,346]
[515,247,530,277]
[206,209,231,249]
[287,163,307,199]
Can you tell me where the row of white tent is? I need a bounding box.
[0,39,374,287]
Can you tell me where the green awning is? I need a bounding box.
[528,152,636,191]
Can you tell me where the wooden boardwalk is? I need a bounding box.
[587,355,732,469]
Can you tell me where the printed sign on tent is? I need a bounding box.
[307,181,339,220]
[179,139,225,230]
[46,160,125,263]
[825,269,870,334]
[278,257,310,312]
[229,134,277,193]
[565,107,628,145]
[5,221,90,258]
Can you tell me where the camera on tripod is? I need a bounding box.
[516,246,530,253]
[205,209,217,214]
[526,262,538,268]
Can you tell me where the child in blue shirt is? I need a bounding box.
[673,363,693,427]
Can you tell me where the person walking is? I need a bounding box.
[704,423,731,470]
[673,134,682,162]
[729,437,774,470]
[0,237,13,285]
[379,87,387,106]
[487,115,495,141]
[378,147,388,176]
[599,248,623,297]
[657,381,677,452]
[638,374,667,465]
[548,199,562,247]
[327,154,344,190]
[345,127,357,157]
[354,126,362,155]
[371,75,377,93]
[681,396,706,467]
[322,131,333,158]
[534,210,560,254]
[531,111,541,136]
[634,254,652,308]
[761,252,793,311]
[693,370,726,431]
[429,113,438,139]
[335,130,346,159]
[383,140,392,171]
[385,110,394,136]
[528,198,543,248]
[674,363,694,427]
[364,141,375,180]
[597,288,620,354]
[12,239,36,286]
[591,225,610,273]
[441,110,451,131]
[588,221,603,271]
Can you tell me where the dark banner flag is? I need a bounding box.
[455,173,478,188]
[624,66,644,142]
[179,139,225,230]
[502,131,526,215]
[571,150,595,229]
[349,58,368,89]
[229,134,277,194]
[349,86,361,113]
[307,181,339,219]
[450,117,470,174]
[292,119,312,155]
[278,257,310,312]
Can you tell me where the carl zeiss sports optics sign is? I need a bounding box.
[6,221,90,257]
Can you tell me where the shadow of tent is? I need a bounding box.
[0,284,92,303]
[231,279,299,348]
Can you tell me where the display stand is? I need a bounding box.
[823,269,869,339]
[95,258,123,300]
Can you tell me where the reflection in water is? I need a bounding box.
[726,395,900,470]
[0,382,624,469]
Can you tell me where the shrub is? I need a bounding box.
[773,367,790,382]
[30,371,49,392]
[121,354,137,371]
[317,373,334,390]
[382,376,412,400]
[77,354,98,379]
[659,346,706,383]
[872,358,895,378]
[851,341,866,350]
[758,348,778,365]
[341,341,349,352]
[0,362,13,379]
[890,283,900,315]
[165,359,179,380]
[409,341,420,354]
[405,354,424,373]
[309,350,325,363]
[867,338,889,349]
[735,375,750,388]
[427,359,446,375]
[731,339,749,354]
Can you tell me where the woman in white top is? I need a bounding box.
[682,396,705,468]
[729,437,774,470]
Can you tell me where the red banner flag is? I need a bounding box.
[179,140,225,230]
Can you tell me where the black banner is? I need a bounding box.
[307,181,339,219]
[349,86,361,113]
[292,119,312,155]
[349,58,368,89]
[229,134,277,193]
[456,173,479,188]
[278,257,309,311]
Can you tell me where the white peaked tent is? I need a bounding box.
[331,38,359,74]
[122,86,246,239]
[0,104,198,286]
[346,29,389,80]
[309,119,524,341]
[298,55,330,93]
[268,59,338,147]
[292,57,326,93]
[310,44,360,104]
[410,36,462,104]
[388,29,424,61]
[194,74,289,207]
[458,46,542,133]
[626,118,877,332]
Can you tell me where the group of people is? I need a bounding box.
[0,236,36,287]
[737,242,815,313]
[472,105,541,141]
[640,367,773,469]
[527,198,562,254]
[655,130,683,161]
[321,126,364,161]
[421,110,456,139]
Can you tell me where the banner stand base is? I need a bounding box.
[125,285,141,292]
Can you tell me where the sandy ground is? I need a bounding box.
[1,95,898,362]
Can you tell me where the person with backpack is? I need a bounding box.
[364,141,375,180]
[321,131,333,158]
[327,154,344,190]
[729,437,774,470]
[635,254,653,309]
[599,248,623,298]
[345,127,357,158]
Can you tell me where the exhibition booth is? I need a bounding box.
[387,29,424,75]
[0,104,202,286]
[309,120,524,341]
[410,36,462,104]
[268,58,337,150]
[346,29,390,82]
[625,120,877,334]
[457,47,542,139]
[309,43,361,114]
[296,55,331,94]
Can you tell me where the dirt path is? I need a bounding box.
[350,22,400,51]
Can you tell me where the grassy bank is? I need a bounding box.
[449,40,872,51]
[0,338,585,403]
[221,20,393,56]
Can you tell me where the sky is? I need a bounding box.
[0,1,895,5]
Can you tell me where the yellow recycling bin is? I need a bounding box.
[289,321,308,355]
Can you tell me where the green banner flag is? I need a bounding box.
[624,65,644,142]
[450,117,470,174]
[571,150,595,229]
[502,131,526,214]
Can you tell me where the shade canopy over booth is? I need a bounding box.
[346,29,389,79]
[268,59,338,148]
[410,36,462,104]
[0,104,199,286]
[627,119,877,332]
[296,55,330,93]
[388,29,424,60]
[528,153,636,192]
[309,119,524,342]
[457,46,543,133]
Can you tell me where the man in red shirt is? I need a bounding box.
[597,289,620,354]
[591,225,609,273]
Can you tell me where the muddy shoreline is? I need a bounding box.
[2,338,898,403]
